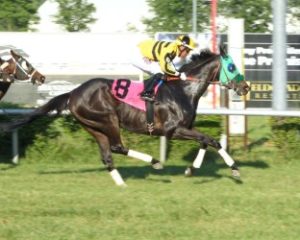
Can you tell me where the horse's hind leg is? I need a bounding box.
[109,136,163,170]
[111,146,163,170]
[84,127,127,186]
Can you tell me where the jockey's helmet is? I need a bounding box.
[176,35,197,50]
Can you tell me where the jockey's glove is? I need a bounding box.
[173,71,187,81]
[180,72,187,81]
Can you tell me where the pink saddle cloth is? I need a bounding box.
[111,79,158,111]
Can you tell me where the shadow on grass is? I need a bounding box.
[0,164,17,171]
[0,155,15,165]
[247,137,269,150]
[37,167,104,175]
[34,159,269,185]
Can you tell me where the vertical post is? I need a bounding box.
[272,0,287,110]
[211,0,217,53]
[227,19,246,148]
[192,0,197,36]
[210,0,218,108]
[12,129,19,164]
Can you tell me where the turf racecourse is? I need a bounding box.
[0,156,299,239]
[1,116,300,240]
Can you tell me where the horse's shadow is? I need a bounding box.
[1,141,270,184]
[35,158,269,185]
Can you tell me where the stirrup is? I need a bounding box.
[141,92,155,102]
[141,96,155,102]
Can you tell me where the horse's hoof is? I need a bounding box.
[231,169,240,178]
[184,166,194,177]
[152,161,164,170]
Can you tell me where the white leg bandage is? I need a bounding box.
[110,169,126,186]
[127,149,152,163]
[192,149,206,168]
[218,148,234,167]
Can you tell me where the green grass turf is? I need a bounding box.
[0,116,299,240]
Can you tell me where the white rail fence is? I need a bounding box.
[1,108,300,164]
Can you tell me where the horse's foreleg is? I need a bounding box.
[173,128,240,178]
[184,143,207,177]
[218,148,240,177]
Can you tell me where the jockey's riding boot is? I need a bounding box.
[140,73,164,102]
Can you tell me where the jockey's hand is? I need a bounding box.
[180,72,187,81]
[165,74,179,81]
[143,57,152,64]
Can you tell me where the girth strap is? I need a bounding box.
[146,101,154,134]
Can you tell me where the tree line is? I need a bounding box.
[0,0,299,33]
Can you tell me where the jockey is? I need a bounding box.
[133,35,197,101]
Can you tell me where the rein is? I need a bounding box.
[168,55,221,84]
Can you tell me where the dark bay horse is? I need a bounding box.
[0,48,250,186]
[0,50,45,101]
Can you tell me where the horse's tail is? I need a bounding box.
[0,92,70,132]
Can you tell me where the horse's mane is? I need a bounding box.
[190,49,216,63]
[180,49,217,72]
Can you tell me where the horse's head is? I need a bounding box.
[218,46,250,96]
[0,50,45,85]
[182,47,250,96]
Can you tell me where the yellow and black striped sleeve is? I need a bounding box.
[157,42,178,76]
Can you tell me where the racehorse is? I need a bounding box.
[0,47,250,186]
[0,50,45,101]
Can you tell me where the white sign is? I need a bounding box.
[0,32,148,75]
[37,80,79,105]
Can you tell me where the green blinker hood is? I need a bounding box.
[220,55,244,85]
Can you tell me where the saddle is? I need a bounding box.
[111,78,159,134]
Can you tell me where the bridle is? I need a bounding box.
[11,55,37,82]
[0,56,37,82]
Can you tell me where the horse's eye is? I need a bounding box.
[228,63,236,72]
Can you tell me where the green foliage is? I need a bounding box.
[269,117,300,158]
[53,0,97,32]
[144,0,300,34]
[0,0,43,31]
[289,0,300,20]
[219,0,271,33]
[143,0,210,34]
[19,116,97,163]
[288,0,300,26]
[0,113,221,164]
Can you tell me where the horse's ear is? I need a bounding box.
[10,49,20,59]
[219,45,227,56]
